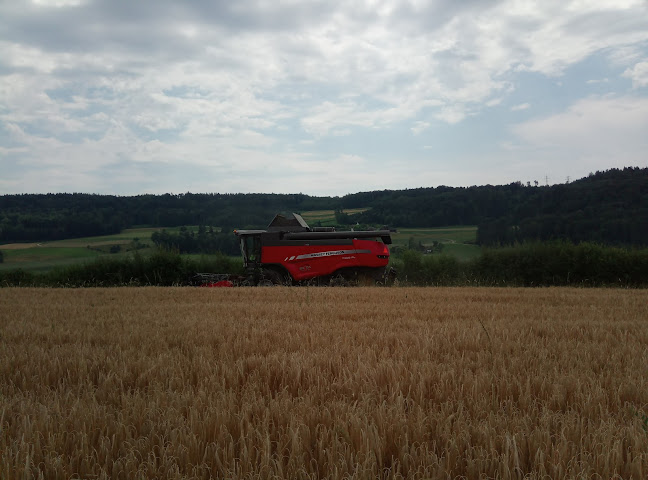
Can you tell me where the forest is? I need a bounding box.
[1,167,646,247]
[349,167,648,246]
[0,193,328,242]
[150,226,240,256]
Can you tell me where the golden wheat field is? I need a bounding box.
[1,287,648,479]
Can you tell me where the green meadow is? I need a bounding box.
[0,228,160,273]
[391,226,480,261]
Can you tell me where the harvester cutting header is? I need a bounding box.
[198,213,394,286]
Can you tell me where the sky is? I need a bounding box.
[1,0,648,197]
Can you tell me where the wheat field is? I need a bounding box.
[1,287,647,479]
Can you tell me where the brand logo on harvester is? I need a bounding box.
[284,249,371,262]
[300,250,346,259]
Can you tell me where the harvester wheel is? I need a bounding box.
[329,274,349,287]
[260,269,289,286]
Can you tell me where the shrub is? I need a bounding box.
[40,250,237,287]
[0,268,35,287]
[472,242,648,287]
[3,243,648,288]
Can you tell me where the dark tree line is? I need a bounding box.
[351,167,648,247]
[150,226,240,255]
[0,192,336,242]
[1,167,647,248]
[474,168,648,246]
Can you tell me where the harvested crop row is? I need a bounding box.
[1,287,647,479]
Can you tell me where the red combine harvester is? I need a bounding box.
[196,213,394,286]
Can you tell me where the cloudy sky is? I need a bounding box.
[1,0,648,196]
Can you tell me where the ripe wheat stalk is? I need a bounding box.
[1,287,647,479]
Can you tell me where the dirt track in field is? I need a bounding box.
[0,243,42,250]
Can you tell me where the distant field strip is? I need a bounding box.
[0,228,161,272]
[300,208,369,223]
[1,287,647,479]
[392,226,480,261]
[394,226,477,243]
[0,243,42,250]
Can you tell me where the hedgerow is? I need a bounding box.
[2,242,647,287]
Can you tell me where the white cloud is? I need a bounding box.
[511,95,648,174]
[301,101,394,136]
[511,103,531,111]
[1,42,58,73]
[31,0,85,7]
[623,61,648,88]
[1,0,648,194]
[411,121,430,135]
[435,107,467,124]
[275,153,423,196]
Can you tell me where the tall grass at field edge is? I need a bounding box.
[392,241,648,287]
[474,242,648,287]
[0,250,243,287]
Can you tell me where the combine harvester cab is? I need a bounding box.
[234,213,393,285]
